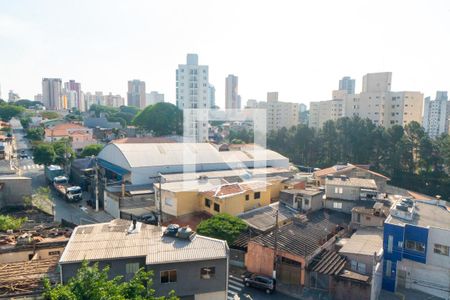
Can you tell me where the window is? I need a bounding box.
[245,195,250,201]
[434,244,450,256]
[357,263,366,274]
[333,202,342,209]
[205,198,211,208]
[48,251,60,256]
[254,192,261,199]
[385,260,392,277]
[406,240,425,253]
[161,270,177,283]
[304,199,310,206]
[214,203,220,212]
[387,235,393,253]
[200,267,216,279]
[365,216,371,221]
[164,197,174,207]
[126,263,140,275]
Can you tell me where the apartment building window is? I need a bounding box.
[205,198,211,208]
[161,270,177,283]
[48,251,60,256]
[434,244,450,256]
[334,187,343,194]
[351,260,367,274]
[333,202,342,209]
[406,240,425,253]
[245,195,250,201]
[200,267,216,279]
[214,203,220,212]
[387,235,393,253]
[254,192,261,199]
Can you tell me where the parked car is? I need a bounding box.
[242,272,276,294]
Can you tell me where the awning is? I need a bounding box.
[97,158,130,176]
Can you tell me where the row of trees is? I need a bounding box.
[266,117,450,199]
[89,104,140,127]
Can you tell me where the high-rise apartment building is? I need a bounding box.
[423,91,448,138]
[8,90,20,102]
[338,76,356,95]
[225,74,241,109]
[104,93,125,107]
[34,94,43,102]
[208,85,216,108]
[309,72,423,129]
[127,80,146,108]
[176,54,211,141]
[42,78,63,110]
[145,91,164,106]
[265,92,300,132]
[176,54,210,109]
[64,80,84,111]
[246,99,258,109]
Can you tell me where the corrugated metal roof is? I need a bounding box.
[326,177,377,190]
[99,143,289,169]
[60,219,227,265]
[238,202,297,232]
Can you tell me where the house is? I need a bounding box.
[314,163,389,191]
[0,229,70,298]
[324,177,378,214]
[238,202,297,233]
[351,202,390,229]
[0,176,32,208]
[44,123,97,151]
[279,188,323,213]
[155,179,273,220]
[382,198,450,299]
[245,209,350,287]
[59,219,229,299]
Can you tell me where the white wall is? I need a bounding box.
[426,227,450,270]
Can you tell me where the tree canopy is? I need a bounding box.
[40,111,60,120]
[88,104,140,127]
[33,139,74,166]
[14,99,43,108]
[196,213,248,244]
[79,144,103,158]
[33,143,57,165]
[265,117,450,199]
[43,260,178,300]
[132,103,183,136]
[0,103,25,121]
[26,127,45,141]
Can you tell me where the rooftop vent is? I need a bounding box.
[164,224,180,237]
[340,175,348,181]
[176,226,196,240]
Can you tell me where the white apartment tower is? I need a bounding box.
[225,74,241,109]
[64,80,84,111]
[42,78,63,110]
[266,92,300,132]
[127,80,146,108]
[339,76,356,95]
[145,91,165,106]
[423,91,448,138]
[176,54,211,141]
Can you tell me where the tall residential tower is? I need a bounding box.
[42,78,63,110]
[127,80,146,108]
[225,74,241,109]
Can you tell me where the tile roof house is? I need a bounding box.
[60,219,229,299]
[44,123,96,151]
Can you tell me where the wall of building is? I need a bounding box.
[0,177,32,208]
[324,199,357,214]
[331,278,371,300]
[148,258,228,299]
[326,184,360,201]
[104,191,120,218]
[426,227,450,270]
[351,211,385,227]
[0,246,64,264]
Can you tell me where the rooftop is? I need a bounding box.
[314,163,389,180]
[238,202,298,232]
[59,219,228,265]
[386,200,450,230]
[309,250,346,275]
[250,209,350,257]
[159,178,224,193]
[339,228,383,256]
[281,188,322,196]
[44,123,90,137]
[352,204,390,218]
[202,181,271,199]
[326,177,377,190]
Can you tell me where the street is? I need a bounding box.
[6,118,110,225]
[228,275,297,300]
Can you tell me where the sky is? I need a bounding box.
[1,0,450,108]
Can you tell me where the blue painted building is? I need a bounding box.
[382,199,450,299]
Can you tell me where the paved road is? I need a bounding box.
[228,275,297,300]
[9,119,102,225]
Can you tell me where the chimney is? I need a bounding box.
[132,219,137,230]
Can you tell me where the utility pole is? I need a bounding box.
[273,209,279,279]
[94,157,99,212]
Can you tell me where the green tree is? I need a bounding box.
[42,260,178,300]
[133,103,183,136]
[40,111,60,120]
[53,139,75,166]
[79,144,103,158]
[33,143,57,165]
[196,213,247,244]
[14,99,43,108]
[26,127,45,140]
[0,215,27,231]
[0,103,25,121]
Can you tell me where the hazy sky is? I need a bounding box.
[1,0,449,107]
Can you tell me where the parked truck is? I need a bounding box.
[44,165,65,183]
[53,176,83,202]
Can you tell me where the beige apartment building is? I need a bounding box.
[265,92,300,132]
[309,72,424,129]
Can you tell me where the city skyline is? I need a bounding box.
[1,0,450,107]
